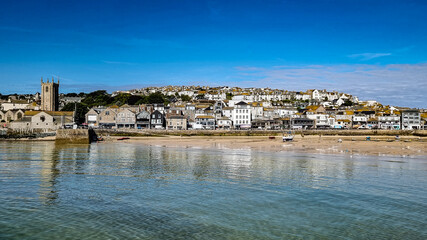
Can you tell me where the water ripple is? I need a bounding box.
[0,141,426,239]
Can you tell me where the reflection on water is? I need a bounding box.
[0,141,426,239]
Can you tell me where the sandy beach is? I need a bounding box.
[102,135,427,156]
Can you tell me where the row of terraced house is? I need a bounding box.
[84,100,426,130]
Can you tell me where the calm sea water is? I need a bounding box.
[0,141,426,239]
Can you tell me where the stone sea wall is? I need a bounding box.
[55,129,92,144]
[94,129,427,137]
[0,128,55,139]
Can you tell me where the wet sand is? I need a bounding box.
[103,135,427,156]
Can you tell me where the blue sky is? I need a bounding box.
[0,0,426,107]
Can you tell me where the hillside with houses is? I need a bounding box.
[1,85,425,132]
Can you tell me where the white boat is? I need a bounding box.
[282,131,294,142]
[283,117,295,142]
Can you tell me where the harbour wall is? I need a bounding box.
[55,129,97,144]
[94,129,427,137]
[0,128,56,140]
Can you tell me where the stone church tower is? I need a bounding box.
[41,77,59,111]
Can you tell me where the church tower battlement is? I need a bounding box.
[41,77,59,111]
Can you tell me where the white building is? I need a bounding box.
[352,115,368,129]
[378,115,400,130]
[1,100,30,111]
[217,117,232,129]
[222,107,233,119]
[229,95,253,107]
[336,94,350,106]
[232,101,252,129]
[294,92,311,101]
[251,105,264,120]
[306,114,330,128]
[401,109,421,130]
[277,108,298,118]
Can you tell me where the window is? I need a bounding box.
[45,86,49,92]
[40,116,45,122]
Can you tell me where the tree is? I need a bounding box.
[113,93,131,106]
[195,94,205,100]
[128,95,144,105]
[135,96,149,105]
[226,93,233,100]
[81,90,111,108]
[148,92,165,104]
[61,102,88,124]
[343,99,353,106]
[180,94,191,102]
[65,93,78,97]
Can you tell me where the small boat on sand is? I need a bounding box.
[282,131,294,142]
[117,137,130,141]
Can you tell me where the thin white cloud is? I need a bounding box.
[348,52,392,61]
[232,63,427,108]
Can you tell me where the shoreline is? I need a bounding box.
[101,135,427,157]
[2,133,425,156]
